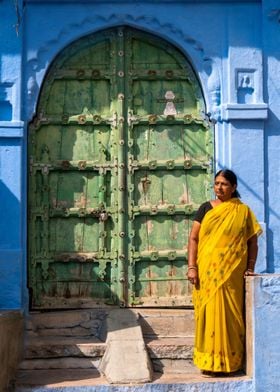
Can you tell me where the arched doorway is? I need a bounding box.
[28,27,213,309]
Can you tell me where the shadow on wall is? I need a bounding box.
[0,180,22,309]
[0,179,20,249]
[0,83,13,121]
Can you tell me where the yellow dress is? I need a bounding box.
[192,198,262,372]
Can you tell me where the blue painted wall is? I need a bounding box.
[0,0,24,309]
[1,0,277,306]
[262,0,280,273]
[1,0,280,390]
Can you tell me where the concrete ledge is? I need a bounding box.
[245,277,254,378]
[0,122,24,138]
[248,274,280,392]
[221,103,268,120]
[0,310,24,391]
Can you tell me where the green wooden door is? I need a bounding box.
[28,27,213,309]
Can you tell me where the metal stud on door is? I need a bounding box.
[28,27,213,309]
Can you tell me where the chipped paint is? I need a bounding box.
[170,222,179,240]
[179,184,189,204]
[146,219,154,236]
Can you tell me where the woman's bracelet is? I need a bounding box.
[188,266,198,270]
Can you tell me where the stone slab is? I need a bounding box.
[99,309,153,384]
[105,309,143,341]
[100,340,153,384]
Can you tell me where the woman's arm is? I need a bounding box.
[245,234,258,276]
[187,221,201,287]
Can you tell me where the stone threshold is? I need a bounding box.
[14,369,252,391]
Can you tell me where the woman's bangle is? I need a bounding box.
[188,266,198,270]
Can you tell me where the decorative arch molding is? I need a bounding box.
[26,12,221,121]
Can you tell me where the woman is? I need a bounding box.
[188,169,262,376]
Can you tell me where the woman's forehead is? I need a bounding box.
[215,175,231,183]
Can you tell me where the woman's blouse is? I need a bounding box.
[194,201,213,223]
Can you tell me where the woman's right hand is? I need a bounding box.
[187,268,199,288]
[187,221,201,289]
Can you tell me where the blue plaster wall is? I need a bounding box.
[252,275,280,392]
[0,0,24,309]
[1,0,280,391]
[262,0,280,273]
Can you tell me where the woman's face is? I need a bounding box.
[214,175,237,201]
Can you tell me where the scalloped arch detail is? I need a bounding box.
[26,12,219,120]
[28,13,207,74]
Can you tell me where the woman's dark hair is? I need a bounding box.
[215,169,241,198]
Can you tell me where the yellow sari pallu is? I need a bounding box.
[193,198,262,373]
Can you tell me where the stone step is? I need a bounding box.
[19,356,196,375]
[14,310,251,390]
[19,310,196,378]
[152,358,198,374]
[24,336,194,359]
[25,309,195,339]
[13,369,252,391]
[19,357,101,370]
[146,337,196,374]
[20,337,195,374]
[146,337,194,359]
[24,336,106,359]
[138,308,195,338]
[25,310,107,338]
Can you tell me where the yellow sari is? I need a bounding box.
[193,198,262,373]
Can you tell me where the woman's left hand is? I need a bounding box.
[244,269,257,277]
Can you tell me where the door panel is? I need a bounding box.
[126,30,212,305]
[28,27,213,308]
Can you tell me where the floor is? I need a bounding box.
[14,369,250,389]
